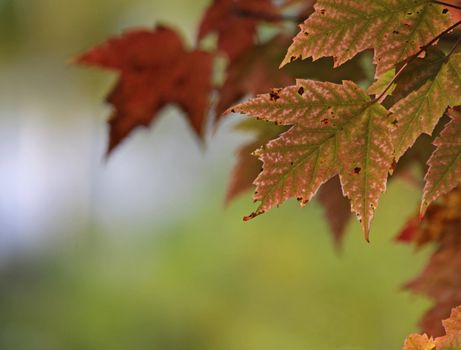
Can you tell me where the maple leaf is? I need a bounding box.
[76,26,213,155]
[402,189,461,337]
[230,80,394,239]
[225,119,286,204]
[198,0,277,61]
[317,176,351,247]
[227,126,352,246]
[403,305,461,349]
[390,52,461,164]
[422,108,461,214]
[282,0,453,76]
[403,334,436,350]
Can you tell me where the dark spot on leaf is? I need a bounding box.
[354,167,361,174]
[269,88,281,101]
[443,8,448,14]
[321,118,330,125]
[298,86,305,95]
[391,119,398,126]
[393,30,399,35]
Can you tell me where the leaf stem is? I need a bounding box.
[374,19,461,104]
[432,0,461,11]
[447,33,461,56]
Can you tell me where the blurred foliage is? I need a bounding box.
[0,179,431,350]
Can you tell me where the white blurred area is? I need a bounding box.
[0,0,245,261]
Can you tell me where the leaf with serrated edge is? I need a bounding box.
[225,120,285,204]
[391,53,461,166]
[403,334,436,350]
[422,108,461,214]
[282,0,453,76]
[230,80,394,239]
[404,306,461,350]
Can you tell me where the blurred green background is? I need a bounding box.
[0,0,433,349]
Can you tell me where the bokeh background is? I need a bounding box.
[0,0,435,349]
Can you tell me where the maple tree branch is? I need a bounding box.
[233,8,305,23]
[432,0,461,11]
[374,19,461,103]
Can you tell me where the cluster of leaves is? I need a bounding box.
[76,0,461,339]
[399,185,461,336]
[403,305,461,350]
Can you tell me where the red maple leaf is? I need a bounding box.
[76,26,213,155]
[198,0,278,61]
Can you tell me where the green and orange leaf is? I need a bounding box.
[282,0,453,76]
[230,80,394,239]
[402,189,461,336]
[422,108,461,214]
[225,119,286,204]
[390,53,461,164]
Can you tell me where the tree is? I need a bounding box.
[76,0,461,347]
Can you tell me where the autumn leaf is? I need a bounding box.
[230,80,394,239]
[76,26,213,155]
[390,53,461,164]
[225,119,285,204]
[402,189,461,337]
[282,0,453,76]
[226,124,352,246]
[422,108,461,214]
[403,334,436,350]
[198,0,278,61]
[403,305,461,349]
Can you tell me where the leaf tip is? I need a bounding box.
[243,206,265,221]
[243,212,257,222]
[280,52,301,68]
[419,197,430,219]
[362,221,371,243]
[365,233,371,243]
